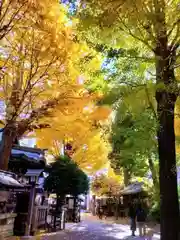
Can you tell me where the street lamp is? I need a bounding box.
[25,169,44,236]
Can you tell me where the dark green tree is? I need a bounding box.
[44,155,89,225]
[108,99,158,188]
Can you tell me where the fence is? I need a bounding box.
[32,206,49,233]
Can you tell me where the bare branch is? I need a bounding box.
[167,18,180,38]
[174,63,180,69]
[170,25,180,52]
[17,97,61,136]
[0,0,28,40]
[0,0,12,26]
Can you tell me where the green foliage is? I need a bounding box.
[85,46,155,97]
[99,52,158,180]
[109,106,156,178]
[77,0,180,59]
[149,201,160,223]
[83,40,158,184]
[76,1,180,234]
[44,155,89,196]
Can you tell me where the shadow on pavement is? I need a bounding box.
[40,220,160,240]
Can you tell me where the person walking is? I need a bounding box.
[136,203,147,237]
[128,201,137,236]
[98,205,103,219]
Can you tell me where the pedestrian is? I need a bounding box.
[102,205,107,219]
[136,203,147,237]
[128,201,137,236]
[97,204,103,219]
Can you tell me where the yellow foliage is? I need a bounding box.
[107,165,123,183]
[73,131,111,172]
[89,106,111,121]
[36,102,111,172]
[91,172,122,197]
[0,0,105,134]
[0,0,111,174]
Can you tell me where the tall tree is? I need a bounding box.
[0,1,98,170]
[0,29,71,169]
[77,1,180,239]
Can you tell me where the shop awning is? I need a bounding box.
[0,171,23,188]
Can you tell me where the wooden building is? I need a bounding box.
[119,181,148,217]
[10,148,48,236]
[0,170,24,237]
[0,128,49,236]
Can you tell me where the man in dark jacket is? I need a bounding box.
[128,202,137,236]
[136,203,147,237]
[98,205,103,219]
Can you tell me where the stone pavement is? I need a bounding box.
[39,216,160,240]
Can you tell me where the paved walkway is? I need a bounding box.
[40,217,160,240]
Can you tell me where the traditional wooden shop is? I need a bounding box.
[0,128,49,236]
[119,181,148,217]
[8,145,48,236]
[0,170,24,237]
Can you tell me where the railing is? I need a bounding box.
[0,213,17,237]
[47,207,67,231]
[32,206,49,233]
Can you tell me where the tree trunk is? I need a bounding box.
[54,195,64,229]
[156,93,179,240]
[0,124,16,170]
[148,155,158,189]
[72,196,78,222]
[92,195,96,216]
[123,167,130,186]
[115,197,119,220]
[155,47,180,240]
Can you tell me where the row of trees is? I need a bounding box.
[0,1,179,239]
[69,0,180,239]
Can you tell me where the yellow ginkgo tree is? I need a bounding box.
[35,92,111,172]
[0,1,102,170]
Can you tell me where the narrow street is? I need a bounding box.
[42,216,160,240]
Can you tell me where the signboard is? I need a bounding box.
[68,199,74,209]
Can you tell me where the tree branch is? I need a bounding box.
[144,85,157,120]
[118,16,155,52]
